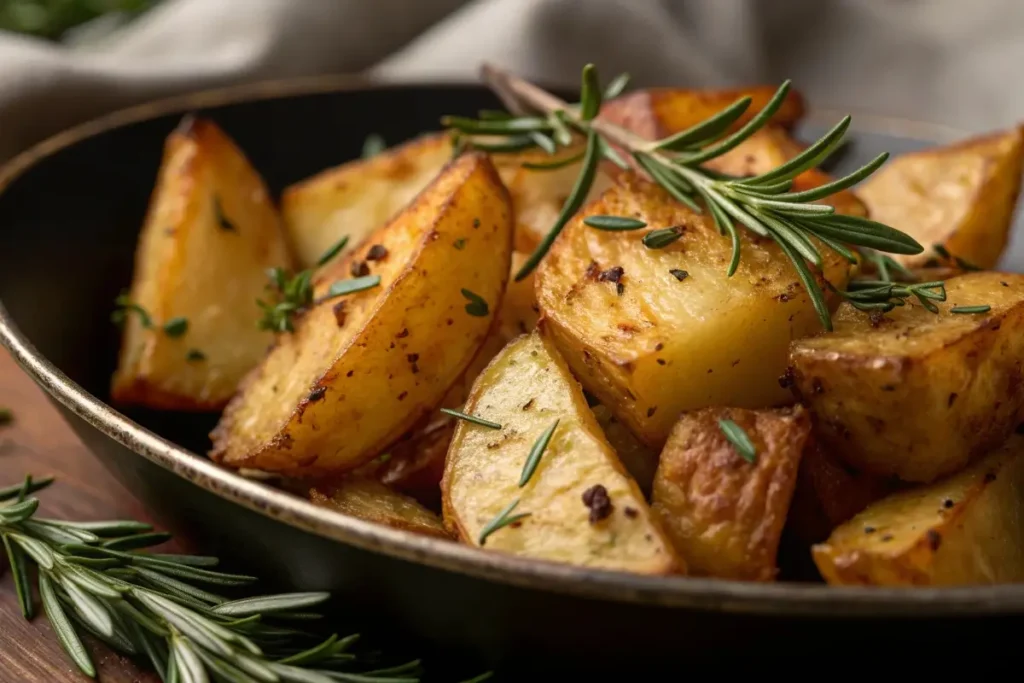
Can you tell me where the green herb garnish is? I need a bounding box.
[933,244,982,272]
[719,419,757,463]
[583,215,647,231]
[642,227,684,249]
[317,235,350,267]
[856,247,916,283]
[519,420,559,487]
[950,305,991,314]
[0,475,422,681]
[836,279,947,313]
[111,292,152,329]
[453,238,467,250]
[440,408,502,429]
[461,289,490,317]
[478,499,531,546]
[213,195,236,232]
[362,133,387,159]
[257,267,314,333]
[324,275,381,299]
[449,63,926,331]
[162,316,188,338]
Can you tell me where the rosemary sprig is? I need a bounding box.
[448,63,928,331]
[0,475,422,682]
[718,419,757,464]
[478,499,531,546]
[257,267,314,333]
[439,408,502,430]
[835,279,947,313]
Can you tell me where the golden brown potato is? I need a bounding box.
[786,443,899,544]
[652,406,810,581]
[210,152,514,476]
[813,435,1024,586]
[858,126,1024,269]
[599,85,805,141]
[111,116,292,411]
[591,403,659,495]
[789,271,1024,483]
[535,173,851,448]
[309,479,449,538]
[282,133,452,268]
[442,331,681,574]
[704,126,867,218]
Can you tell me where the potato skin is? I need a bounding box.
[858,126,1024,269]
[111,116,292,410]
[652,406,811,581]
[442,331,681,574]
[790,271,1024,483]
[535,173,850,448]
[309,479,450,539]
[813,435,1024,586]
[211,152,514,476]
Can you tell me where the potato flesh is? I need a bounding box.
[813,436,1024,586]
[211,152,513,475]
[858,126,1024,269]
[790,271,1024,483]
[111,117,292,410]
[536,174,850,448]
[442,331,681,574]
[652,406,810,581]
[309,479,449,538]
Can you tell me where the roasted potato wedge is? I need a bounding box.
[535,173,851,448]
[704,126,867,217]
[111,117,292,410]
[858,126,1024,269]
[813,435,1024,586]
[599,85,805,140]
[211,152,514,475]
[282,134,452,268]
[652,406,810,581]
[309,479,449,538]
[789,271,1024,483]
[442,331,681,574]
[786,443,899,544]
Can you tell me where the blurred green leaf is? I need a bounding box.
[0,0,158,40]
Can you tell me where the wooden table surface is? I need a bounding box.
[0,347,174,682]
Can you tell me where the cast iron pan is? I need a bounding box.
[1,75,1022,677]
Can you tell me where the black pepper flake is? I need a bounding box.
[351,261,370,277]
[332,301,347,327]
[1002,281,1009,287]
[346,370,354,377]
[863,526,876,534]
[398,391,408,401]
[624,507,638,519]
[881,384,896,392]
[868,310,887,328]
[522,399,534,410]
[812,378,825,394]
[585,261,601,279]
[397,328,409,338]
[926,529,942,551]
[646,406,657,417]
[598,266,624,285]
[880,534,893,542]
[778,367,795,389]
[581,484,613,524]
[657,359,666,366]
[943,498,954,509]
[308,387,327,402]
[366,244,388,261]
[984,471,997,483]
[778,293,790,303]
[615,282,625,295]
[473,218,481,229]
[406,353,419,364]
[655,343,664,351]
[947,392,958,407]
[669,269,689,282]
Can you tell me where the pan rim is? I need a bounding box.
[1,72,1020,617]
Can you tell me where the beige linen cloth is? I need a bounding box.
[1,0,1023,162]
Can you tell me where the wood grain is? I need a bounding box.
[0,347,184,682]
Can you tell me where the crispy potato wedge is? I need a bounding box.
[211,152,514,475]
[309,479,449,538]
[111,117,292,410]
[704,126,867,217]
[282,134,452,268]
[599,86,805,140]
[789,271,1024,483]
[813,435,1024,586]
[786,443,899,544]
[591,403,659,495]
[858,126,1024,269]
[442,331,681,574]
[535,173,851,448]
[652,406,810,581]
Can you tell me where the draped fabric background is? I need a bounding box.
[1,0,1023,160]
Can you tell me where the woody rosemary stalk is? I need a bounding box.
[444,63,931,331]
[0,476,424,682]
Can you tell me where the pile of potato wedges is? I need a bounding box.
[111,83,1024,587]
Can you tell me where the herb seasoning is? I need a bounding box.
[213,196,236,232]
[461,289,489,317]
[583,215,647,231]
[439,408,502,429]
[316,235,350,267]
[478,499,531,546]
[582,484,613,524]
[162,317,189,338]
[718,418,757,463]
[519,420,559,487]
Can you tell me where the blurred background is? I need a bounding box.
[1,0,1022,160]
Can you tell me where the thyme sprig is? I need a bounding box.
[446,63,928,331]
[0,475,421,682]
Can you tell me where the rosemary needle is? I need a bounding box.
[478,499,531,546]
[583,215,647,231]
[317,235,351,266]
[719,419,757,463]
[950,305,991,314]
[461,289,490,317]
[519,420,559,487]
[440,408,502,429]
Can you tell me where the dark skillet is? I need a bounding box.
[0,76,1022,677]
